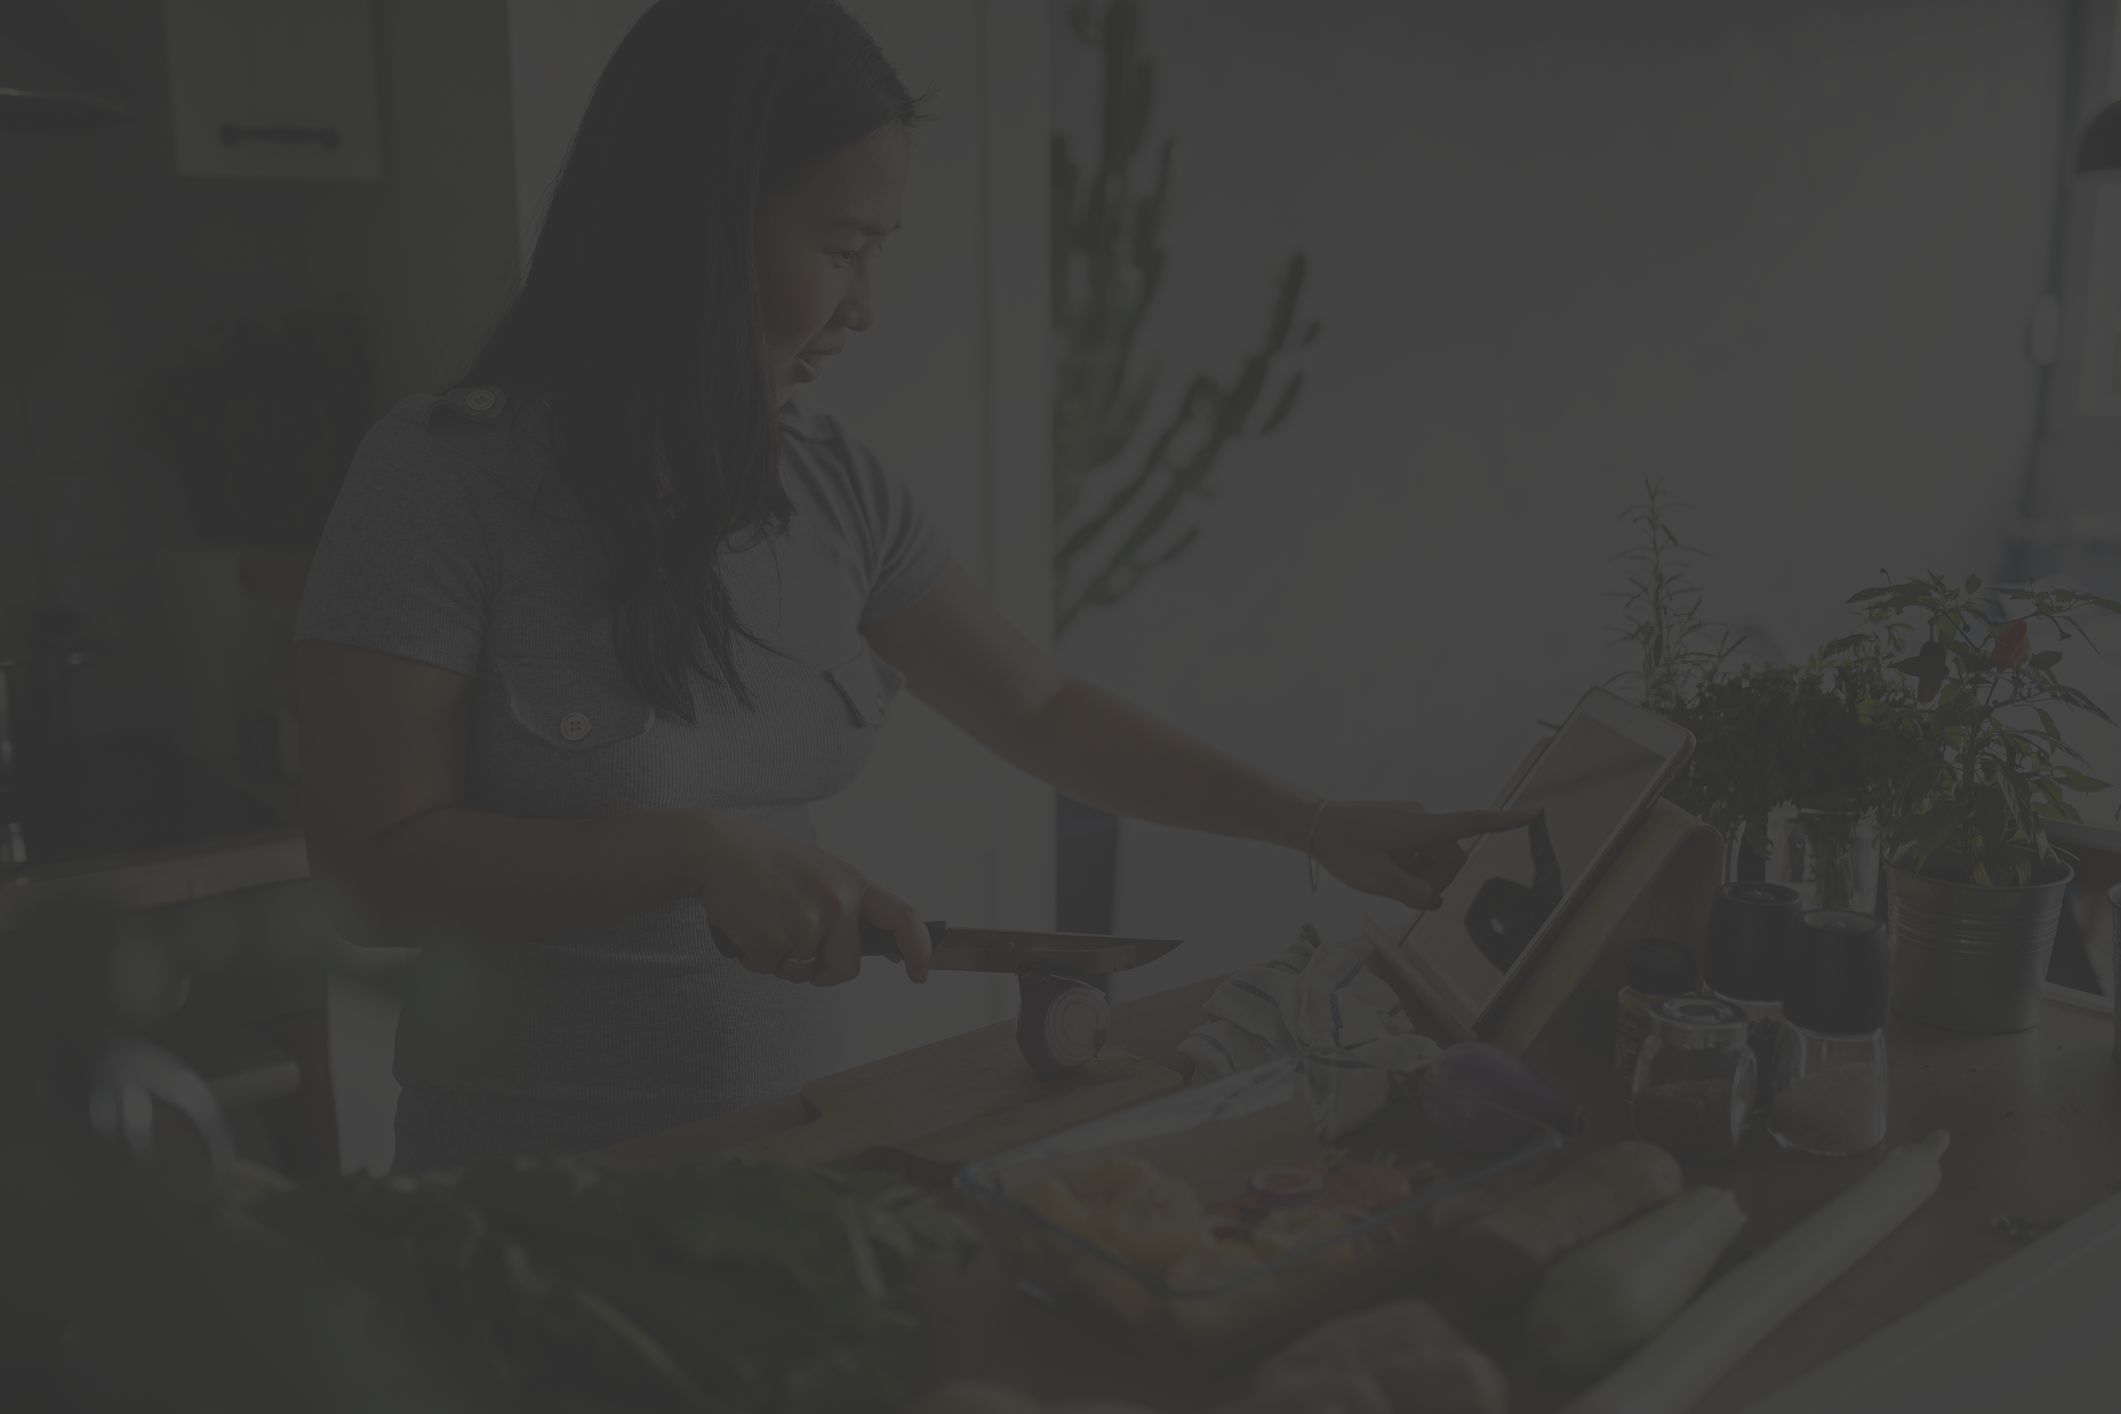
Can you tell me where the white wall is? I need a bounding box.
[299,0,521,403]
[1051,0,2077,998]
[2019,0,2121,802]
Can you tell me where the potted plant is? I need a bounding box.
[1820,574,2119,1032]
[1603,481,1744,719]
[1601,482,1912,901]
[1664,662,1919,907]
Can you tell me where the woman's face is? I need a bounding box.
[756,125,908,405]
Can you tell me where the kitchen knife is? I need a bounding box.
[709,921,1180,976]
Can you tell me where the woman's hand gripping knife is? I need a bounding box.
[297,643,932,987]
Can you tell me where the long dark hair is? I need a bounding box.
[464,0,922,718]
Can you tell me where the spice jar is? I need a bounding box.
[1630,997,1756,1164]
[1768,909,1890,1156]
[1705,881,1802,1107]
[1614,937,1698,1085]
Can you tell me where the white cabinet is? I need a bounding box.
[163,0,383,181]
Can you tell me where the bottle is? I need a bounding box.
[1630,997,1757,1165]
[1614,937,1699,1086]
[1704,881,1803,1106]
[1768,909,1890,1156]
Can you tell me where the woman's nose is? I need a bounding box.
[840,267,874,333]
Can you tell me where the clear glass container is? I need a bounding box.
[1704,881,1802,1112]
[1780,808,1881,914]
[1614,938,1697,1086]
[1630,997,1756,1164]
[1767,1023,1887,1156]
[1708,989,1784,1114]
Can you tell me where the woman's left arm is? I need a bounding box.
[863,569,1533,910]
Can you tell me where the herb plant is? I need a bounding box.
[1820,574,2120,887]
[1604,479,1746,715]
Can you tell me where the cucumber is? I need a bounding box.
[1527,1186,1747,1378]
[1563,1131,1949,1414]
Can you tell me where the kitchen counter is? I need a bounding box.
[0,828,308,932]
[603,975,2121,1413]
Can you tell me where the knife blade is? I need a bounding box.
[870,921,1181,976]
[709,921,1181,976]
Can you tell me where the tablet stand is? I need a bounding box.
[1368,797,1725,1058]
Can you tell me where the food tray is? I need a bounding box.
[955,1054,1564,1353]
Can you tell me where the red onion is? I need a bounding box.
[1419,1040,1585,1155]
[1017,972,1111,1076]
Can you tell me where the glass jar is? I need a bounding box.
[1781,808,1881,914]
[1768,909,1891,1156]
[1630,997,1756,1164]
[1767,1025,1887,1156]
[1705,881,1802,1111]
[1614,938,1698,1086]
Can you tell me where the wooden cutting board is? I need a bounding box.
[738,1019,1184,1170]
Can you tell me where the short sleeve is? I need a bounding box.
[835,429,956,626]
[296,400,493,675]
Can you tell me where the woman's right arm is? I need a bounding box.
[295,642,932,982]
[297,641,714,950]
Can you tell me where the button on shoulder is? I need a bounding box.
[440,385,507,422]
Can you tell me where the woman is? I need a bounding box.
[297,0,1529,1172]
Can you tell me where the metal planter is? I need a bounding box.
[2110,883,2120,1061]
[1887,862,2073,1034]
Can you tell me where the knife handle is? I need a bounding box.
[860,918,948,961]
[708,920,947,964]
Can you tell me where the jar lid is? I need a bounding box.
[1704,881,1802,1002]
[1648,995,1748,1048]
[1625,937,1698,996]
[1782,909,1890,1034]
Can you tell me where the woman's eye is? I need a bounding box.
[829,241,883,269]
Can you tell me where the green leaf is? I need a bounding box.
[2057,685,2116,725]
[2058,766,2115,794]
[2001,732,2049,760]
[1899,807,1966,870]
[2031,650,2062,671]
[1892,641,1950,702]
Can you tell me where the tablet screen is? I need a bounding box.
[1423,711,1677,979]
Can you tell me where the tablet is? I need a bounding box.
[1380,686,1694,1031]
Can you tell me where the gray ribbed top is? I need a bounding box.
[295,386,954,1169]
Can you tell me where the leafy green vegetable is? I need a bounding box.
[245,1154,981,1414]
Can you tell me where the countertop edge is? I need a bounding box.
[0,829,310,929]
